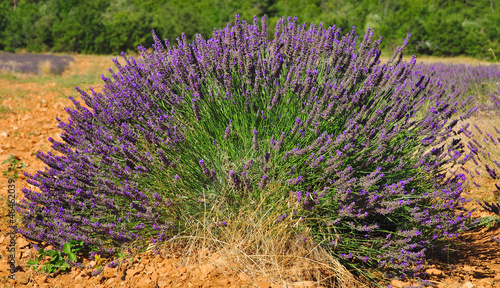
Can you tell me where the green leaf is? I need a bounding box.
[61,262,70,271]
[63,243,72,254]
[37,253,45,261]
[70,240,84,252]
[68,253,77,262]
[45,264,54,273]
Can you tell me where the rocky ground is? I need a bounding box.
[1,55,500,287]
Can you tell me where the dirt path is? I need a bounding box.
[1,55,500,288]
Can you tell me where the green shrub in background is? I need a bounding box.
[0,0,498,59]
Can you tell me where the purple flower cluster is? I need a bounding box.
[17,15,475,277]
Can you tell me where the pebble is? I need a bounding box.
[103,266,117,278]
[426,268,444,276]
[16,272,29,285]
[462,281,475,288]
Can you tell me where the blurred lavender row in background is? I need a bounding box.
[412,61,500,106]
[0,52,74,75]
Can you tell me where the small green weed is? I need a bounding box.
[0,105,13,116]
[27,240,84,274]
[115,251,134,263]
[2,155,25,179]
[91,254,105,272]
[488,48,498,63]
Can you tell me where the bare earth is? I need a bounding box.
[1,55,500,288]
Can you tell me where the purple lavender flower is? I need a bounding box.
[252,128,259,151]
[224,120,232,140]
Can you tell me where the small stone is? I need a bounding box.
[74,274,85,282]
[257,280,271,288]
[426,268,444,276]
[158,280,171,288]
[0,132,8,137]
[463,265,474,272]
[140,257,151,265]
[153,254,163,263]
[17,237,30,248]
[157,267,169,275]
[103,266,117,278]
[151,271,159,282]
[104,278,115,286]
[16,272,29,284]
[145,265,155,274]
[35,275,47,284]
[239,272,251,282]
[191,268,202,279]
[200,263,214,280]
[217,278,229,285]
[390,280,407,288]
[178,267,187,275]
[126,268,138,280]
[136,277,153,288]
[94,275,105,285]
[461,282,475,288]
[59,274,73,284]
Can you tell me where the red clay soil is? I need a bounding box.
[1,57,500,288]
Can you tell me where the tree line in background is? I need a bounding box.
[0,0,498,59]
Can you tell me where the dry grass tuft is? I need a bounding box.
[159,184,367,287]
[37,60,54,75]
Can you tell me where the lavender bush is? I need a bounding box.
[19,16,475,278]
